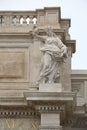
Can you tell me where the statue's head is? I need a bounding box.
[45,26,53,36]
[46,26,56,37]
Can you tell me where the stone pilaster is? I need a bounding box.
[39,106,62,130]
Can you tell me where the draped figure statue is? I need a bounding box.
[32,27,68,84]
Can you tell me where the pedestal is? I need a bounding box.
[39,83,62,92]
[40,112,62,130]
[24,84,76,130]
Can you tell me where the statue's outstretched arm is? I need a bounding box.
[32,26,46,42]
[34,34,46,42]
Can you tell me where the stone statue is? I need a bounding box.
[32,26,68,84]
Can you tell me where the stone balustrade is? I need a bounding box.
[0,11,37,33]
[0,12,37,26]
[0,7,71,33]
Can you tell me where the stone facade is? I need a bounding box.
[0,7,86,130]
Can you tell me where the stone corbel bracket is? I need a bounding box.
[24,92,76,117]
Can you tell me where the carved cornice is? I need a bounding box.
[36,105,65,113]
[71,70,87,81]
[0,97,27,106]
[24,91,76,121]
[0,32,33,39]
[24,92,76,103]
[0,106,39,118]
[0,111,39,118]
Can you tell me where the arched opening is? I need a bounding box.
[12,16,17,25]
[26,17,30,24]
[20,16,24,24]
[32,17,37,24]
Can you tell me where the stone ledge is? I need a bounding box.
[24,92,76,102]
[0,97,27,106]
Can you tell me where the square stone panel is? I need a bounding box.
[0,46,29,82]
[0,52,24,78]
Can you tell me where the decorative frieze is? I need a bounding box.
[38,105,64,111]
[0,111,39,118]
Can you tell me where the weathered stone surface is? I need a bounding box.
[0,7,86,130]
[0,118,39,130]
[0,52,24,78]
[39,83,62,92]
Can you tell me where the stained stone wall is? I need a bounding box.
[0,7,87,129]
[0,7,76,99]
[0,38,31,97]
[0,118,39,130]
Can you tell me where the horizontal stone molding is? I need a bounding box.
[24,92,76,102]
[40,125,62,130]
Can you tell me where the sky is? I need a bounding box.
[0,0,87,69]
